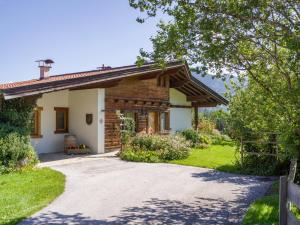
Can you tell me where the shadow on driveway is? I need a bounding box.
[21,196,251,225]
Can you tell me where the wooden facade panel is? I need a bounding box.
[106,77,169,101]
[104,76,169,151]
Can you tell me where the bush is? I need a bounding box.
[210,133,233,146]
[179,129,212,148]
[235,154,289,176]
[0,132,38,173]
[120,134,191,162]
[0,98,38,173]
[119,149,160,163]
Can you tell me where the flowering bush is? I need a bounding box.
[119,134,191,162]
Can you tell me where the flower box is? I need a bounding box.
[66,147,91,155]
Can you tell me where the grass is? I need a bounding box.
[243,182,300,225]
[243,182,279,225]
[0,168,65,225]
[170,144,241,173]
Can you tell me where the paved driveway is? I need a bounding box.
[20,154,274,225]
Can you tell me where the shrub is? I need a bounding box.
[210,133,233,146]
[198,117,215,134]
[120,134,191,162]
[235,154,289,176]
[0,132,38,173]
[179,129,212,148]
[119,149,160,163]
[120,117,136,146]
[180,129,199,145]
[160,135,190,160]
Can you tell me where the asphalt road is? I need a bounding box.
[19,155,273,225]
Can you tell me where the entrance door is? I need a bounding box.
[148,112,158,134]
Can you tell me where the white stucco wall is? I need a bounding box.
[31,88,105,154]
[31,90,69,154]
[69,89,98,153]
[169,88,192,132]
[97,89,105,153]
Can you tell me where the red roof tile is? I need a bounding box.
[0,64,138,90]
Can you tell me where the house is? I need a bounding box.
[0,60,228,154]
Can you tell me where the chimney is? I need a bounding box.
[97,64,112,71]
[36,59,54,79]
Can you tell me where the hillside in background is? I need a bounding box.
[194,74,228,96]
[193,73,233,111]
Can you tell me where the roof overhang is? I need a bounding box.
[1,61,228,106]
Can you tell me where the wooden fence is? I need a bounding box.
[239,132,285,163]
[280,159,300,225]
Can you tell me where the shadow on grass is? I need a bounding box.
[215,164,242,174]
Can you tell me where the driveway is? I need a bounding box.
[20,154,274,225]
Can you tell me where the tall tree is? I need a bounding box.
[130,0,300,156]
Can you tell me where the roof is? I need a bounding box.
[0,61,228,105]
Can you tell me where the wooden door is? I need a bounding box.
[148,112,158,134]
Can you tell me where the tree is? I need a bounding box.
[130,0,300,157]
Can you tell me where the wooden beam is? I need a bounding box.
[194,106,198,130]
[192,102,218,107]
[70,79,121,90]
[138,68,179,80]
[187,95,211,101]
[170,80,189,88]
[170,104,192,108]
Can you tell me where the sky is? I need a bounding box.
[0,0,164,83]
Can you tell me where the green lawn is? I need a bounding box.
[0,168,65,225]
[244,182,300,225]
[243,182,279,225]
[170,144,240,173]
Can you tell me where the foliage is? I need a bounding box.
[119,149,160,163]
[207,110,229,133]
[243,182,279,225]
[198,116,215,134]
[209,133,233,146]
[179,128,212,148]
[120,117,136,146]
[130,0,300,165]
[244,182,300,225]
[120,134,191,162]
[0,98,38,172]
[237,154,290,176]
[0,98,34,133]
[170,145,240,174]
[0,133,38,174]
[0,168,65,225]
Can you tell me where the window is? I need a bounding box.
[31,107,43,138]
[54,107,69,133]
[160,112,170,132]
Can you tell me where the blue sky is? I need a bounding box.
[0,0,164,83]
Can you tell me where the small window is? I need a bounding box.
[54,107,69,133]
[160,111,170,132]
[31,107,43,138]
